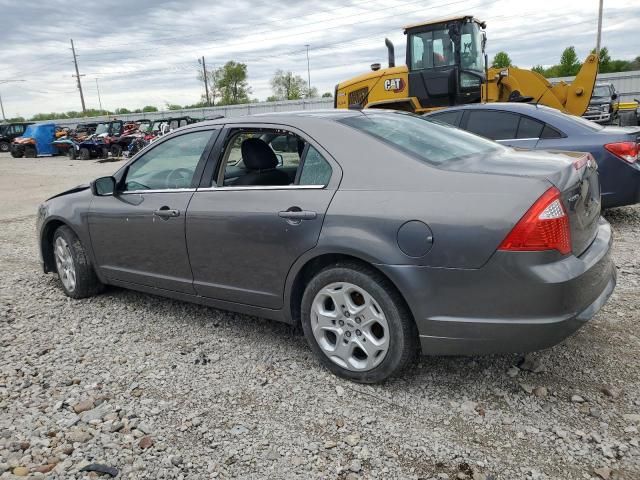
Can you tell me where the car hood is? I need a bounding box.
[46,183,90,201]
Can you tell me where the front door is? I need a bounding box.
[89,128,217,293]
[186,127,339,309]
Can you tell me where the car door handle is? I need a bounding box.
[278,210,317,220]
[154,207,180,218]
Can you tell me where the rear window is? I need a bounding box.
[341,112,501,165]
[465,110,519,140]
[428,110,463,127]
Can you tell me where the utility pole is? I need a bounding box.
[95,78,103,113]
[199,56,210,106]
[305,44,311,97]
[595,0,603,56]
[0,79,26,122]
[70,39,87,115]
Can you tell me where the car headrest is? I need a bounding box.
[241,138,278,170]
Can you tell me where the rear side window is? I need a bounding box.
[516,116,544,138]
[465,111,519,140]
[299,146,332,186]
[340,112,501,165]
[540,124,563,139]
[429,110,462,127]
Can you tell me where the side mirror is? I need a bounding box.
[92,176,116,196]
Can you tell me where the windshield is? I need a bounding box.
[593,85,611,97]
[95,123,108,135]
[460,22,484,72]
[340,112,501,165]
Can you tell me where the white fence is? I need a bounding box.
[55,98,335,126]
[549,69,640,102]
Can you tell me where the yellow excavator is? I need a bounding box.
[335,15,599,116]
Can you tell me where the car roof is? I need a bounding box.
[425,102,574,121]
[191,109,368,128]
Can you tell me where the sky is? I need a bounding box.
[1,0,639,118]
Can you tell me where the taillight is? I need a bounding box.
[604,141,638,163]
[499,187,571,255]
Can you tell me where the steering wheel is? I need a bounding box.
[165,168,192,189]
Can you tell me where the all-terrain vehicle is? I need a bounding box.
[10,123,57,158]
[0,122,34,153]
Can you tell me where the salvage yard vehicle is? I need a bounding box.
[36,110,615,383]
[583,83,619,124]
[336,15,597,117]
[10,123,57,158]
[426,103,640,208]
[0,122,33,152]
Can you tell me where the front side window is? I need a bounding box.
[409,29,456,70]
[124,130,212,191]
[465,111,519,140]
[460,22,484,72]
[341,112,501,165]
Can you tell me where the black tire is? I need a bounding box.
[101,146,109,159]
[0,141,9,153]
[110,144,122,158]
[52,226,103,299]
[79,148,91,160]
[24,146,37,158]
[67,147,77,160]
[300,262,418,383]
[10,149,22,158]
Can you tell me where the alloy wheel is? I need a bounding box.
[54,236,76,292]
[310,282,390,371]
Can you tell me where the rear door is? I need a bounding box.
[186,124,340,309]
[462,110,540,148]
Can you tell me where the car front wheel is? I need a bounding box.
[53,226,103,299]
[301,263,418,383]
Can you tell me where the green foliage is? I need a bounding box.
[491,51,512,68]
[165,103,183,110]
[114,107,131,114]
[534,46,637,78]
[216,61,251,105]
[5,116,26,122]
[142,105,158,112]
[270,70,318,100]
[322,92,333,98]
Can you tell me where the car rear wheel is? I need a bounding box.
[301,263,418,383]
[24,146,37,158]
[79,148,90,160]
[67,147,77,160]
[0,141,9,152]
[10,149,22,158]
[53,226,103,299]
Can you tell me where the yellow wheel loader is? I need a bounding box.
[335,15,599,116]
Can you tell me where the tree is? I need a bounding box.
[321,92,333,98]
[114,107,131,114]
[531,65,546,75]
[558,46,581,76]
[197,66,222,106]
[306,86,319,98]
[270,70,306,100]
[491,51,512,68]
[142,105,158,112]
[217,61,251,105]
[165,103,182,110]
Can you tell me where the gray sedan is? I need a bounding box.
[37,110,616,383]
[425,102,640,209]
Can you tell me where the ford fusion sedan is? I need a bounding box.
[37,110,616,383]
[426,103,640,209]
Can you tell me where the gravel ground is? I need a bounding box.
[0,153,639,480]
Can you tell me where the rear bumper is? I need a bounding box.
[377,218,616,355]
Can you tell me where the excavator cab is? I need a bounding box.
[404,16,486,108]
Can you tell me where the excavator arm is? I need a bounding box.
[483,54,599,116]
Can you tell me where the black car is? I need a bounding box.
[0,122,34,153]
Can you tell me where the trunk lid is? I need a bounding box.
[440,148,601,256]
